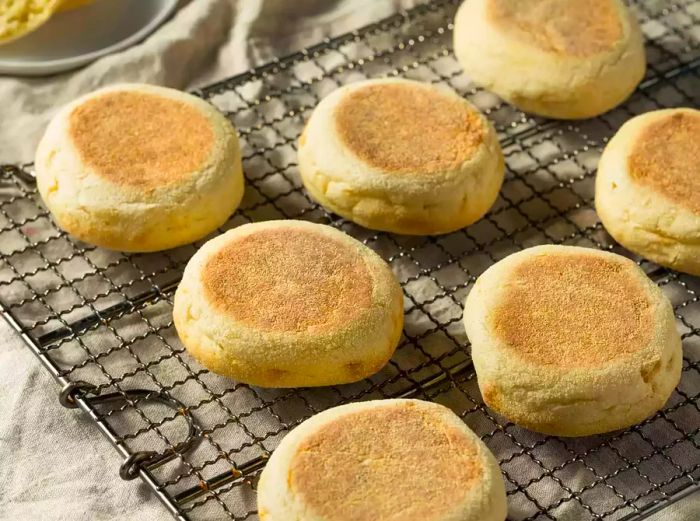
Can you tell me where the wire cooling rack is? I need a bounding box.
[1,0,700,519]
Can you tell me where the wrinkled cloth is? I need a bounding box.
[0,1,699,520]
[0,0,409,164]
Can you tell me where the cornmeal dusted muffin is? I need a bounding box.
[463,245,681,436]
[298,78,504,235]
[35,84,243,252]
[596,108,700,275]
[453,0,646,118]
[173,220,404,387]
[1,0,96,44]
[258,399,507,521]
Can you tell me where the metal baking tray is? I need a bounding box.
[1,0,699,519]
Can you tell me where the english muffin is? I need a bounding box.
[1,0,61,44]
[463,245,681,437]
[258,399,507,521]
[173,220,404,388]
[596,108,700,275]
[453,0,646,119]
[298,78,504,235]
[35,83,244,252]
[1,1,98,45]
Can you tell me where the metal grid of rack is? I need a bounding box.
[1,0,700,519]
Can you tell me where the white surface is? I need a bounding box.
[0,326,167,520]
[0,1,698,520]
[0,0,178,76]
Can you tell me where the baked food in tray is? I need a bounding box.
[173,220,404,387]
[35,83,244,252]
[463,245,681,436]
[258,399,507,521]
[298,78,504,235]
[596,108,700,275]
[453,0,646,119]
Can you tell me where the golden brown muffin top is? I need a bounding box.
[69,91,214,190]
[629,110,700,214]
[290,402,482,521]
[202,226,373,333]
[489,250,653,367]
[487,0,623,57]
[334,82,484,174]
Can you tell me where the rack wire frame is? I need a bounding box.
[1,0,700,519]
